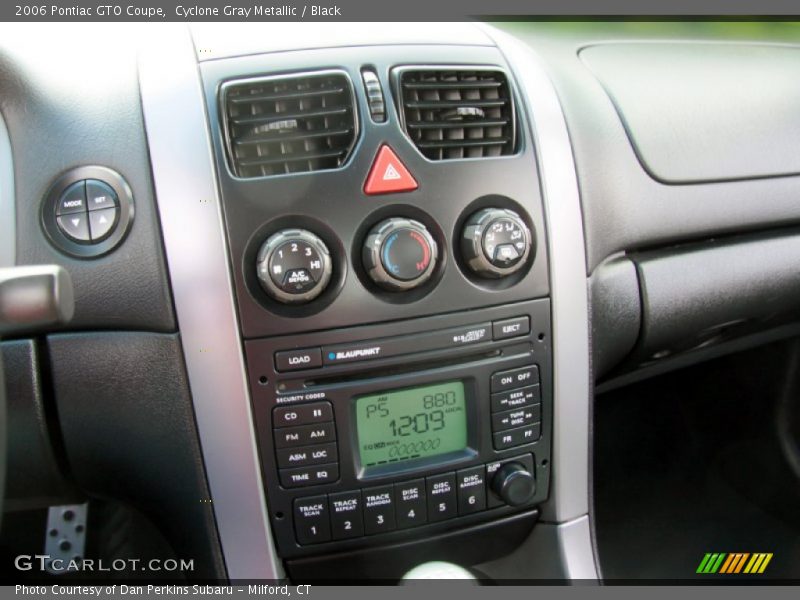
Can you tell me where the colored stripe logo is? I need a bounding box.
[696,553,773,574]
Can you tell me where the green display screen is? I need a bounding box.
[355,381,468,468]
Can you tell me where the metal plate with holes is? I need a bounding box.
[41,166,134,259]
[45,503,88,575]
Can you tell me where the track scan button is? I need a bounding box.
[293,496,331,545]
[275,348,322,372]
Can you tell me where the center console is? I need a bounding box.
[197,40,554,573]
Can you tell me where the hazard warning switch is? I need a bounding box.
[363,145,418,195]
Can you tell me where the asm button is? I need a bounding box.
[276,442,338,468]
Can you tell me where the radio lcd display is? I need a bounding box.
[355,381,468,468]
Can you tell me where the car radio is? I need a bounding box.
[245,299,551,558]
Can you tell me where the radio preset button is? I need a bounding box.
[491,365,539,393]
[363,486,396,535]
[493,423,541,450]
[275,348,322,372]
[394,479,427,529]
[456,467,487,515]
[491,405,541,432]
[329,490,364,540]
[273,401,333,428]
[492,316,531,341]
[276,442,338,469]
[293,496,332,545]
[490,385,540,413]
[426,472,457,522]
[280,463,339,488]
[274,422,336,448]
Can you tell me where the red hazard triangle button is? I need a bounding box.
[364,145,418,195]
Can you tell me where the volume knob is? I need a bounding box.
[491,461,536,507]
[363,218,438,291]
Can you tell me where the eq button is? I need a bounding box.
[279,463,339,488]
[273,401,333,428]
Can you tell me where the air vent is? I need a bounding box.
[397,68,516,160]
[222,71,357,178]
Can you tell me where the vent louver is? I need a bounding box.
[223,71,357,178]
[398,68,516,160]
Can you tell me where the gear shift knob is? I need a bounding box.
[401,561,479,582]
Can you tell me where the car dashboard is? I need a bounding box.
[1,21,799,583]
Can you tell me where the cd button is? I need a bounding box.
[273,401,333,428]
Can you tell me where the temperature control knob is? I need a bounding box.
[256,229,332,304]
[491,461,536,507]
[461,208,533,278]
[363,218,438,291]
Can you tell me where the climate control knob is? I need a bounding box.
[461,208,533,279]
[363,218,438,291]
[256,229,333,304]
[491,461,536,507]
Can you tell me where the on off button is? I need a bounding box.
[491,365,539,393]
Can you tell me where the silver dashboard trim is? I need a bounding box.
[486,26,593,523]
[0,111,15,267]
[138,24,281,580]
